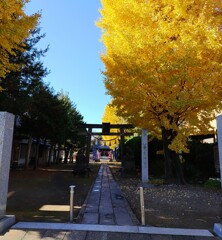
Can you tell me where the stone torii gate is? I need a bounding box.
[78,123,149,183]
[78,123,134,162]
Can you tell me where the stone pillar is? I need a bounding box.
[0,112,15,233]
[0,112,14,218]
[141,129,149,183]
[216,115,222,189]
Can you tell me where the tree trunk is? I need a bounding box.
[42,139,48,164]
[56,145,61,164]
[48,145,54,165]
[69,147,74,163]
[53,145,57,163]
[25,135,32,170]
[33,138,40,170]
[64,145,70,164]
[162,127,186,185]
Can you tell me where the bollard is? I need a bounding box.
[69,185,76,222]
[140,186,145,225]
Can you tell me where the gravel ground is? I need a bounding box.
[112,170,222,231]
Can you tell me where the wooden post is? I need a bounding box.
[140,186,145,225]
[141,129,149,183]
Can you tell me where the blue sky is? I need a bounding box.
[25,0,111,124]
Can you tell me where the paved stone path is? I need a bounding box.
[81,164,138,225]
[0,164,219,239]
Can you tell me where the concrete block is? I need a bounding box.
[214,223,222,239]
[0,215,16,234]
[138,226,214,237]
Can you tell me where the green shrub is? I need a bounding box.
[204,178,221,189]
[183,140,217,182]
[124,136,164,177]
[149,178,164,185]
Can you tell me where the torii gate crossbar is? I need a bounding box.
[77,123,134,162]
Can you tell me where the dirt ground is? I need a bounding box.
[111,167,222,231]
[6,162,222,232]
[6,163,100,223]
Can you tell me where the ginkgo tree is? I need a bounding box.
[0,0,39,88]
[97,0,222,184]
[102,101,127,149]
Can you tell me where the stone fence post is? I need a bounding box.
[0,112,15,232]
[141,128,149,183]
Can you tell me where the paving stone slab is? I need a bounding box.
[82,213,99,224]
[86,231,107,240]
[0,229,26,240]
[91,186,101,192]
[101,188,111,193]
[63,231,87,240]
[113,207,135,226]
[110,191,124,201]
[85,206,98,213]
[87,197,100,206]
[100,191,111,198]
[172,236,196,240]
[22,230,46,240]
[88,191,100,197]
[100,197,112,204]
[88,192,100,199]
[109,182,118,189]
[129,233,152,240]
[102,181,109,184]
[113,206,128,214]
[80,164,138,226]
[42,230,66,240]
[99,206,113,214]
[114,213,134,226]
[107,232,130,240]
[100,213,115,225]
[85,203,99,209]
[151,235,173,240]
[99,201,113,208]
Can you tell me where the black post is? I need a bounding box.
[120,128,124,162]
[86,128,92,165]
